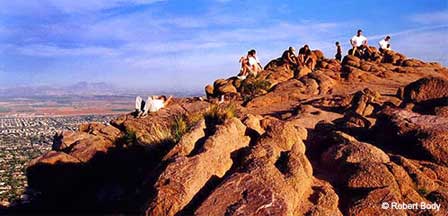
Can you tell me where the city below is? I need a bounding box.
[0,107,125,206]
[0,87,204,206]
[0,80,210,205]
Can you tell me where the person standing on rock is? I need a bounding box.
[379,35,391,52]
[335,41,342,61]
[135,95,173,117]
[350,29,369,57]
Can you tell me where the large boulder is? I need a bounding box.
[162,119,207,161]
[382,50,406,65]
[214,78,238,95]
[321,132,390,171]
[348,188,406,216]
[52,123,121,162]
[195,121,313,216]
[401,77,448,107]
[243,114,265,136]
[375,108,448,166]
[146,118,250,216]
[348,88,381,116]
[114,101,209,146]
[263,67,294,86]
[67,135,116,162]
[402,59,426,67]
[304,180,343,216]
[204,84,214,98]
[245,79,309,112]
[245,72,338,115]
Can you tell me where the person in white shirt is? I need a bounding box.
[135,95,173,117]
[379,36,391,52]
[350,29,369,56]
[247,49,262,76]
[237,49,262,79]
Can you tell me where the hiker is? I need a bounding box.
[379,35,391,52]
[135,95,173,117]
[350,29,370,58]
[335,41,342,61]
[298,44,310,63]
[247,49,262,76]
[281,46,298,67]
[238,49,262,79]
[238,55,249,79]
[298,44,316,70]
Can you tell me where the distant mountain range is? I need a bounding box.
[0,82,203,98]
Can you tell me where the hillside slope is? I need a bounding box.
[6,49,448,215]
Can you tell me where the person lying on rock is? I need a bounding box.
[135,95,173,117]
[350,29,372,59]
[378,35,391,53]
[335,41,342,61]
[237,49,262,79]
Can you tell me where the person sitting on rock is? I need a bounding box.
[378,35,391,53]
[238,55,250,80]
[298,45,316,70]
[135,95,173,117]
[350,29,371,59]
[247,49,262,76]
[238,49,262,79]
[298,44,310,64]
[281,46,298,68]
[335,41,342,61]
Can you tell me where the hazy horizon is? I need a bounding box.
[1,0,447,90]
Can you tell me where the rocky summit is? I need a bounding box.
[4,48,448,215]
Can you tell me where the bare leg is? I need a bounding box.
[239,62,246,76]
[243,65,251,76]
[164,96,173,107]
[351,46,357,56]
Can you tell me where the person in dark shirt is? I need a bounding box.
[298,44,316,70]
[281,46,298,66]
[298,44,310,65]
[335,41,342,61]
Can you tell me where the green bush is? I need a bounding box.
[240,78,271,103]
[171,113,205,143]
[171,115,189,143]
[204,104,237,126]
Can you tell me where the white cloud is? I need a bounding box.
[409,10,448,25]
[369,25,448,40]
[14,44,119,57]
[393,28,448,65]
[196,21,342,44]
[0,0,165,15]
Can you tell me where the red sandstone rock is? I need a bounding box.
[146,118,250,216]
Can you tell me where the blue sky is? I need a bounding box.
[0,0,447,91]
